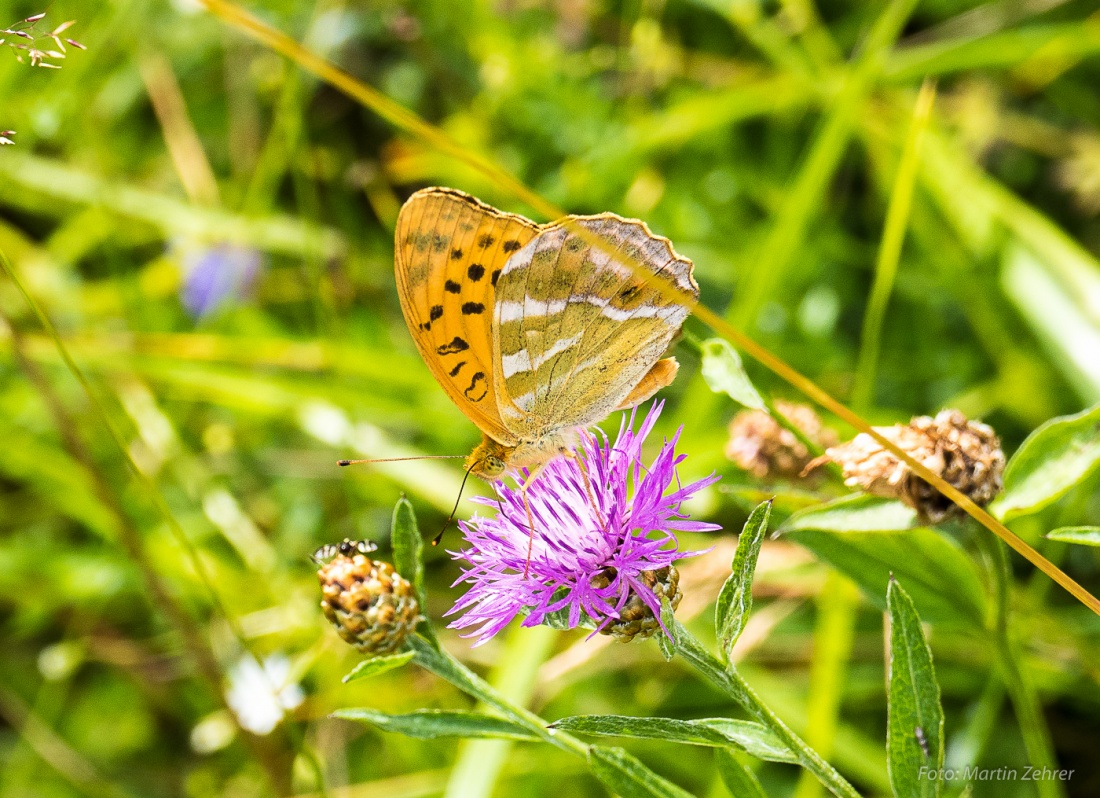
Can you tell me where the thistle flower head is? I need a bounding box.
[447,401,720,646]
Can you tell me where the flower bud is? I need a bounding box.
[818,409,1005,524]
[726,401,838,479]
[591,565,682,643]
[316,550,421,655]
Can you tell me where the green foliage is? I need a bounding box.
[341,651,415,683]
[715,499,771,657]
[700,338,766,410]
[716,749,769,798]
[551,715,795,762]
[1,0,1099,796]
[886,577,944,798]
[787,528,987,629]
[995,403,1100,519]
[1046,526,1100,547]
[588,746,697,798]
[334,708,539,741]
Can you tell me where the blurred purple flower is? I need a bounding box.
[447,401,721,646]
[180,243,261,318]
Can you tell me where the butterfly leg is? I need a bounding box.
[518,460,552,578]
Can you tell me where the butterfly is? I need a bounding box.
[394,187,698,485]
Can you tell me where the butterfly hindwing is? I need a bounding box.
[394,188,539,444]
[491,214,697,436]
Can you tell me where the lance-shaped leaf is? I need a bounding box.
[886,577,944,798]
[700,338,766,410]
[551,715,795,763]
[715,749,768,798]
[786,528,986,629]
[588,746,697,798]
[390,496,424,596]
[1046,526,1100,547]
[343,651,415,683]
[334,708,539,741]
[390,496,435,644]
[408,635,501,709]
[780,495,917,534]
[995,403,1100,520]
[716,501,772,658]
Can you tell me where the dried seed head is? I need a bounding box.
[317,553,421,656]
[591,565,682,643]
[820,409,1005,524]
[726,400,838,479]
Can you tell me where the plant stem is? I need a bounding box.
[443,626,558,798]
[409,636,589,757]
[669,619,861,798]
[981,537,1065,798]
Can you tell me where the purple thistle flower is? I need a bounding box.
[446,401,721,647]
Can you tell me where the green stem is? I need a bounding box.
[409,636,588,757]
[669,618,860,798]
[443,626,558,798]
[980,536,1064,798]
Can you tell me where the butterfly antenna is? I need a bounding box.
[433,460,477,546]
[338,455,464,466]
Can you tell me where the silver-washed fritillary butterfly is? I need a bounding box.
[394,187,698,482]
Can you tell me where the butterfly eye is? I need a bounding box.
[483,456,506,477]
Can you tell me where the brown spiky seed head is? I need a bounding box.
[822,409,1005,524]
[317,554,420,656]
[590,565,682,643]
[726,400,838,479]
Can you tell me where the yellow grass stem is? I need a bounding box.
[196,0,1100,619]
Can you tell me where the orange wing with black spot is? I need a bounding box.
[394,188,539,446]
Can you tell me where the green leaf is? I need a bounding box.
[390,496,424,593]
[995,403,1100,520]
[531,586,597,632]
[715,749,768,798]
[787,528,986,628]
[716,500,772,658]
[333,709,538,741]
[1046,526,1100,547]
[550,715,795,763]
[656,597,677,661]
[342,651,415,683]
[408,636,500,708]
[781,495,917,534]
[886,578,944,798]
[699,338,766,410]
[588,746,697,798]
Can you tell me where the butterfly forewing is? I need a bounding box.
[395,188,539,444]
[491,214,697,436]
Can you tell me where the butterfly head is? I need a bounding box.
[466,436,513,481]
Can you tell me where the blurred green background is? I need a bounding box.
[1,0,1099,796]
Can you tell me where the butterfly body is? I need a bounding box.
[395,188,697,480]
